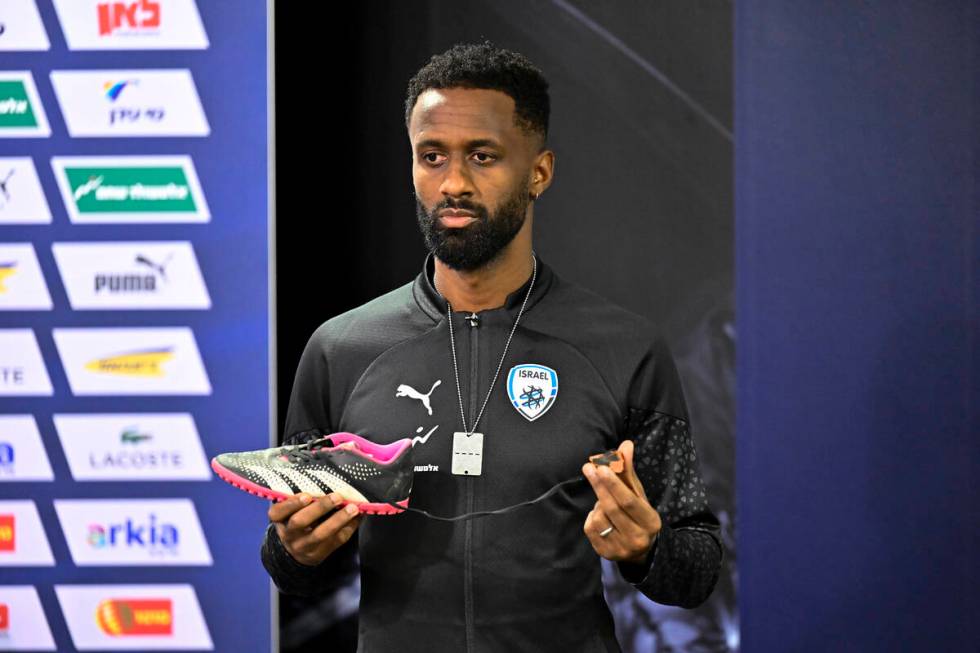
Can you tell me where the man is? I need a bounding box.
[262,42,722,652]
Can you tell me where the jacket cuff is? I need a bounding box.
[617,525,664,584]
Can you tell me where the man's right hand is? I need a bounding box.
[268,493,361,567]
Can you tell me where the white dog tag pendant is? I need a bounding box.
[451,432,483,476]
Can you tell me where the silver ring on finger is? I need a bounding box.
[599,525,614,538]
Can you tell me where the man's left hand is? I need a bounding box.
[582,439,661,564]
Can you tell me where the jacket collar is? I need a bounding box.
[413,251,555,323]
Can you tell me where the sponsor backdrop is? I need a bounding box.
[0,1,270,651]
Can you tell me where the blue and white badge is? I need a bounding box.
[507,364,558,422]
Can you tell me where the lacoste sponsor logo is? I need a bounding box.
[85,348,173,376]
[120,428,151,444]
[395,379,441,415]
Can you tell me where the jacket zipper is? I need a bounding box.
[464,312,479,652]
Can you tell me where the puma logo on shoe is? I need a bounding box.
[396,379,441,415]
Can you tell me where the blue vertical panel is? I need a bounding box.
[0,1,270,651]
[737,1,978,651]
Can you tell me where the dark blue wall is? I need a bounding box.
[737,1,978,650]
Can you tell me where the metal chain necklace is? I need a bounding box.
[445,253,537,476]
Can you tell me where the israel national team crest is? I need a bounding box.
[507,364,558,422]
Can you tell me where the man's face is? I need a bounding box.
[409,88,538,271]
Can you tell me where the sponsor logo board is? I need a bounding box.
[0,501,55,566]
[0,330,53,396]
[0,71,51,137]
[52,327,210,395]
[53,0,209,50]
[0,586,56,650]
[50,69,209,137]
[51,156,209,224]
[54,413,210,481]
[0,0,51,51]
[54,498,212,566]
[0,157,53,224]
[0,243,53,310]
[53,241,210,309]
[0,415,55,481]
[55,584,212,650]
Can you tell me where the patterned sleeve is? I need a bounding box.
[614,337,724,608]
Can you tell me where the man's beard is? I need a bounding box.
[415,179,529,271]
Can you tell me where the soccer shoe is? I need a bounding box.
[211,432,414,515]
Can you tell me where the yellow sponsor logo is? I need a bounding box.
[0,262,16,293]
[85,348,174,377]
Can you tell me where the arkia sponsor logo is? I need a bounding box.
[53,241,211,309]
[0,514,14,551]
[50,69,209,136]
[85,348,174,377]
[87,514,179,555]
[96,598,173,636]
[0,72,50,137]
[55,499,211,566]
[53,0,208,50]
[52,156,210,223]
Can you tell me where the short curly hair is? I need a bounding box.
[405,41,550,146]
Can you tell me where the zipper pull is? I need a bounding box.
[465,312,480,328]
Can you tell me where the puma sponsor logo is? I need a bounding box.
[395,379,441,415]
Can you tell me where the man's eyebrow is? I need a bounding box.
[414,138,503,150]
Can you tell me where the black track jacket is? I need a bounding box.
[262,254,723,652]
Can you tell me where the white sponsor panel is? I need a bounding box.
[53,0,209,50]
[0,0,51,51]
[0,415,54,482]
[53,413,210,481]
[54,499,212,566]
[50,155,210,224]
[0,501,55,566]
[0,586,57,650]
[55,584,213,650]
[52,327,211,396]
[50,69,209,137]
[0,72,50,138]
[52,241,211,310]
[0,158,53,224]
[0,330,53,396]
[0,243,52,310]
